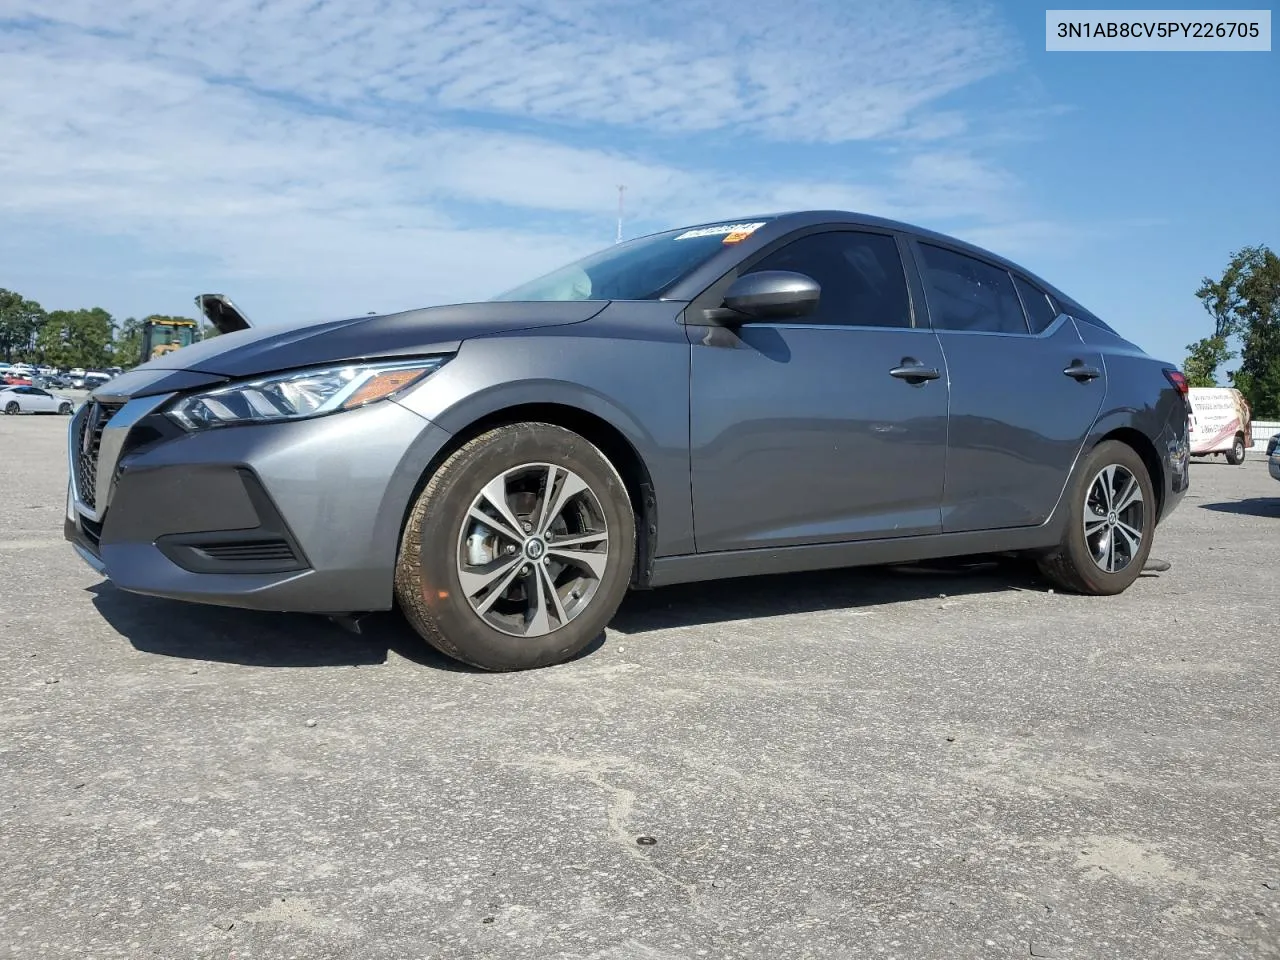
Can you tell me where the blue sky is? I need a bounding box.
[0,0,1275,368]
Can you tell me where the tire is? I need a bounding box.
[394,423,636,671]
[1225,434,1246,465]
[1037,439,1155,596]
[3,401,18,415]
[58,402,72,415]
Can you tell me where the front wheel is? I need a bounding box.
[3,401,18,416]
[58,402,72,415]
[1037,440,1155,596]
[1225,434,1246,465]
[394,423,636,671]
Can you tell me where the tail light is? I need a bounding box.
[1163,369,1189,394]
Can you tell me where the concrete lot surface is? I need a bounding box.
[1,412,1277,959]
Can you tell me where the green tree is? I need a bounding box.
[1183,334,1232,388]
[112,316,144,369]
[1188,245,1280,417]
[0,288,46,362]
[1187,260,1245,386]
[39,308,115,369]
[1230,246,1280,418]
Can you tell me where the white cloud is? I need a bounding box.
[5,0,1014,142]
[0,0,1060,323]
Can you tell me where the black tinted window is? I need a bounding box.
[1013,275,1057,333]
[746,231,911,327]
[1071,307,1116,334]
[918,243,1029,334]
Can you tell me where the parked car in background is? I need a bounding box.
[65,209,1191,671]
[1,385,76,415]
[1188,386,1252,464]
[3,373,33,387]
[1268,434,1280,483]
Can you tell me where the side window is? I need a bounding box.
[31,388,51,397]
[1012,275,1058,333]
[917,243,1029,334]
[746,231,912,328]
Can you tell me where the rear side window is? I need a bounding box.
[917,243,1029,334]
[1071,307,1117,334]
[1013,275,1058,333]
[745,231,912,328]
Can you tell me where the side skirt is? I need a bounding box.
[647,518,1066,588]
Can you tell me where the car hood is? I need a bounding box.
[98,300,610,399]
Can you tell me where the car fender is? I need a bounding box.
[392,331,695,557]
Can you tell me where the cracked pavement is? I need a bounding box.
[1,412,1278,959]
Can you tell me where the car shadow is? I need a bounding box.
[611,555,1054,633]
[87,553,1163,667]
[1199,498,1280,519]
[86,583,488,671]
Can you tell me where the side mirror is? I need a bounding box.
[703,270,820,325]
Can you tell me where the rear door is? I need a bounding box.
[689,228,949,552]
[907,239,1107,533]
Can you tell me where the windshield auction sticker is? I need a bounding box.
[1046,9,1271,51]
[675,222,767,242]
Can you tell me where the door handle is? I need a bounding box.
[1063,360,1101,382]
[890,359,941,383]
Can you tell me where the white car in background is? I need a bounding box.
[0,385,77,416]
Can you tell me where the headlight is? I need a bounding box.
[166,356,450,431]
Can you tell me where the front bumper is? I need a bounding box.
[64,394,453,613]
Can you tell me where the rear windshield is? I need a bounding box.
[491,220,772,302]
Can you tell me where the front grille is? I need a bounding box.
[195,539,299,563]
[73,401,124,510]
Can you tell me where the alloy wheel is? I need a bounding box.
[1082,464,1145,574]
[456,462,610,638]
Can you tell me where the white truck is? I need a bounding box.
[1187,387,1252,465]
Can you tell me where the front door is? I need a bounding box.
[25,388,57,412]
[909,240,1107,532]
[689,229,949,553]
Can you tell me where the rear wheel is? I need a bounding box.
[394,423,635,671]
[3,401,18,415]
[1037,440,1155,596]
[1225,434,1246,465]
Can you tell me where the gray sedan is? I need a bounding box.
[65,210,1191,670]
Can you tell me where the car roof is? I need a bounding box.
[657,209,1095,317]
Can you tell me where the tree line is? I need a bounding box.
[0,287,216,370]
[1185,244,1280,418]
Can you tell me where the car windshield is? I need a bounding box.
[491,219,772,302]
